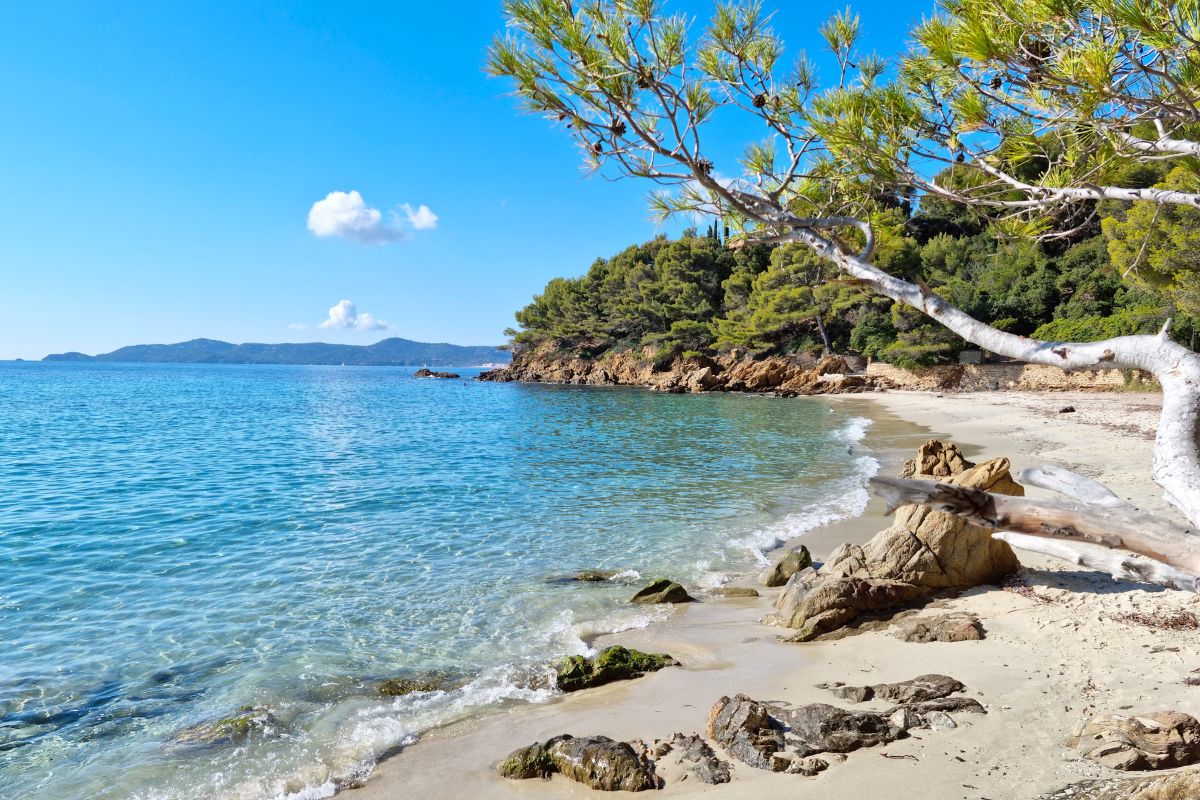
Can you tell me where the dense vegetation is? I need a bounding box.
[509,164,1200,367]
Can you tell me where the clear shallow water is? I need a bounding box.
[0,362,875,799]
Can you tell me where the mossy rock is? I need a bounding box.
[630,578,694,604]
[171,705,275,746]
[555,645,679,692]
[378,677,441,697]
[498,740,559,779]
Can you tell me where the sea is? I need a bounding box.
[0,362,878,799]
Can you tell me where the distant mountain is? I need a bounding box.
[42,337,511,367]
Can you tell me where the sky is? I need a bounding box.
[0,0,932,360]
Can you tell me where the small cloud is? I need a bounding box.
[318,300,389,331]
[306,190,439,243]
[401,203,439,230]
[287,323,308,330]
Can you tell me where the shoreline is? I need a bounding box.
[348,388,1200,800]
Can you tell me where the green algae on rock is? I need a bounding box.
[555,645,679,692]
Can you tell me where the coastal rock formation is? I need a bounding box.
[569,569,618,582]
[760,545,813,588]
[498,735,662,791]
[1068,711,1200,771]
[414,368,460,379]
[892,613,986,642]
[707,676,984,774]
[1040,769,1200,799]
[648,733,732,785]
[707,694,785,770]
[479,346,887,396]
[630,579,694,604]
[555,645,679,692]
[818,674,965,705]
[765,440,1022,640]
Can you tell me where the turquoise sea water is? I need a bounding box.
[0,362,876,799]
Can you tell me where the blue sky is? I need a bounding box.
[0,0,930,360]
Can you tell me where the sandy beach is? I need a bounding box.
[350,389,1199,800]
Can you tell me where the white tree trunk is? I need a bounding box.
[777,222,1200,529]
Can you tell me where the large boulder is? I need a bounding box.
[765,440,1022,640]
[818,674,965,705]
[1069,711,1200,771]
[555,645,678,692]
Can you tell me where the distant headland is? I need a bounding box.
[42,337,511,367]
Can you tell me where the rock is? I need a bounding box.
[892,697,986,717]
[377,678,441,697]
[630,578,694,604]
[549,736,662,791]
[707,694,785,770]
[788,756,829,776]
[171,705,275,746]
[658,732,731,785]
[413,368,460,379]
[570,569,618,582]
[765,440,1022,639]
[499,735,662,791]
[497,737,563,779]
[709,586,760,598]
[1039,768,1200,799]
[818,674,964,705]
[1069,711,1200,771]
[1059,405,1077,414]
[893,613,986,642]
[900,439,974,478]
[760,545,813,588]
[774,703,905,756]
[555,645,678,692]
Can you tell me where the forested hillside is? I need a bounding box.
[509,163,1200,367]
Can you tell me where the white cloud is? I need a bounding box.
[287,323,308,330]
[307,190,403,244]
[306,190,439,243]
[401,203,439,230]
[318,300,389,331]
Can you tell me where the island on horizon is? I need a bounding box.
[41,337,511,368]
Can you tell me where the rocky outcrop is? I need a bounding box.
[498,734,662,791]
[1041,769,1200,799]
[414,368,460,379]
[765,440,1023,641]
[648,733,732,785]
[479,346,887,396]
[555,645,679,692]
[630,579,694,604]
[707,677,983,773]
[892,613,986,642]
[818,674,965,705]
[760,545,813,588]
[707,694,785,770]
[1069,711,1200,771]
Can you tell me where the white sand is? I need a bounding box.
[349,390,1200,800]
